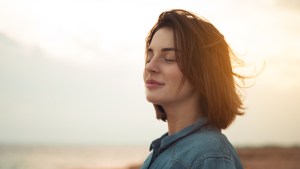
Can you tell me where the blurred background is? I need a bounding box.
[0,0,300,168]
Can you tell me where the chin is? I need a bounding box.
[146,95,161,104]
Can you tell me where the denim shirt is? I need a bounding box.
[141,118,243,169]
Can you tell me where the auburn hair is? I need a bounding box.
[145,9,245,129]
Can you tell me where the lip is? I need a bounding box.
[145,79,165,89]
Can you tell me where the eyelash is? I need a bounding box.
[163,58,175,62]
[146,58,175,64]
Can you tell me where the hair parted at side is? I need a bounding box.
[145,9,245,130]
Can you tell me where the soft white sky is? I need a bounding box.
[0,0,299,146]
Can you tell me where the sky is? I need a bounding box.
[0,0,300,146]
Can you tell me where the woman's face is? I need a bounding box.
[144,27,197,107]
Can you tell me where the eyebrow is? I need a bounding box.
[162,48,176,52]
[147,47,176,52]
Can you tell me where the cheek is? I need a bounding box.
[181,81,194,94]
[167,68,184,86]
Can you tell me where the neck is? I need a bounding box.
[163,97,202,135]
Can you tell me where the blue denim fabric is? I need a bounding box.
[141,118,243,169]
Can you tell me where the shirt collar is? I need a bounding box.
[150,117,208,151]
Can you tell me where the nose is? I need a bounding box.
[145,57,159,73]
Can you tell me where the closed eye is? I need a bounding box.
[162,55,176,62]
[163,58,176,62]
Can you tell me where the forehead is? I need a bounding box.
[149,27,174,49]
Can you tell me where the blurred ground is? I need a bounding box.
[238,147,300,169]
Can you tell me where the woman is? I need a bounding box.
[142,9,244,169]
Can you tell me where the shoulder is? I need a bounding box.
[140,152,152,169]
[171,127,235,167]
[174,127,231,155]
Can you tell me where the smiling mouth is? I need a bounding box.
[145,80,164,89]
[146,79,164,85]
